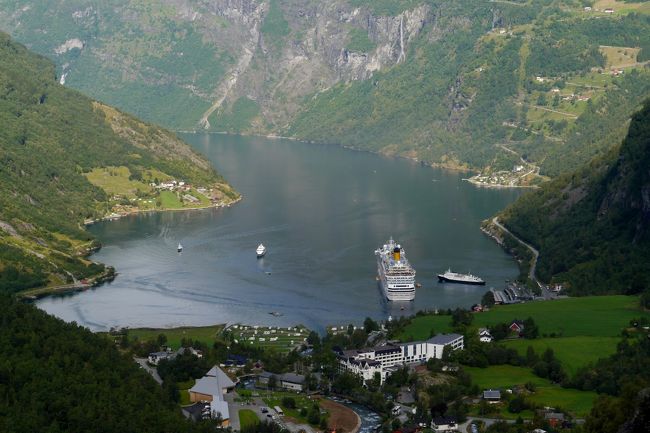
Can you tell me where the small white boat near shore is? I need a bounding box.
[256,243,266,258]
[177,243,183,253]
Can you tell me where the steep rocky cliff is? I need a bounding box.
[1,0,649,175]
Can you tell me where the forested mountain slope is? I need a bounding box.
[0,295,213,433]
[0,0,649,178]
[498,100,650,295]
[0,32,238,294]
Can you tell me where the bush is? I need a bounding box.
[281,396,296,409]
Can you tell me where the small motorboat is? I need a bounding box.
[256,243,266,258]
[177,243,183,253]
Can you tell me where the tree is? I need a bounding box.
[521,317,539,339]
[363,317,379,333]
[508,395,527,413]
[157,333,168,347]
[351,329,369,349]
[308,405,321,425]
[481,291,495,307]
[526,346,539,367]
[307,331,321,349]
[268,375,277,390]
[451,308,473,328]
[281,396,296,409]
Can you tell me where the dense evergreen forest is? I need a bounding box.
[499,100,650,295]
[0,296,225,433]
[0,32,236,293]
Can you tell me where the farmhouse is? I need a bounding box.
[483,389,501,403]
[478,328,494,343]
[431,417,458,432]
[147,350,175,365]
[544,412,565,428]
[509,320,525,335]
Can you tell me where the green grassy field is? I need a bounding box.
[502,336,620,376]
[400,296,647,341]
[85,166,152,198]
[398,315,454,341]
[127,324,225,349]
[472,296,647,337]
[261,391,324,424]
[239,409,260,429]
[159,190,184,208]
[466,365,598,416]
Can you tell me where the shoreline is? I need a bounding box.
[84,195,242,226]
[175,129,478,175]
[463,178,541,189]
[25,196,242,301]
[18,267,117,301]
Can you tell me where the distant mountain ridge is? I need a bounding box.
[497,100,650,295]
[0,32,238,294]
[1,0,650,178]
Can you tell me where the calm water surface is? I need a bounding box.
[37,134,523,331]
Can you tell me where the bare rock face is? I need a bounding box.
[0,0,434,131]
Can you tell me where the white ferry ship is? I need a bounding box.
[375,238,416,301]
[437,268,485,285]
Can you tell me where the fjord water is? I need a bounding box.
[37,134,522,331]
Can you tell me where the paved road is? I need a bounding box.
[134,357,163,384]
[458,417,517,432]
[492,218,539,284]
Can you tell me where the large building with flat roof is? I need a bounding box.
[337,334,464,383]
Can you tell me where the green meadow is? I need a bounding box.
[126,324,225,349]
[401,295,647,341]
[466,365,598,416]
[502,336,620,376]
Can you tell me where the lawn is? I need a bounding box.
[85,166,152,198]
[502,336,620,375]
[261,390,324,424]
[178,379,195,406]
[239,409,260,429]
[471,296,647,338]
[599,45,640,69]
[159,190,184,209]
[400,296,647,342]
[466,365,598,416]
[127,324,225,349]
[398,315,454,341]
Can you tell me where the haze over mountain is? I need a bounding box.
[1,0,649,177]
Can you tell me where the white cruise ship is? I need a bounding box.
[375,238,416,301]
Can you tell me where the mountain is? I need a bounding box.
[0,32,238,295]
[494,100,650,296]
[1,0,649,179]
[0,295,207,433]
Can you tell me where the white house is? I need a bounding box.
[478,328,494,343]
[431,417,458,432]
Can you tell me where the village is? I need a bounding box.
[114,304,602,433]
